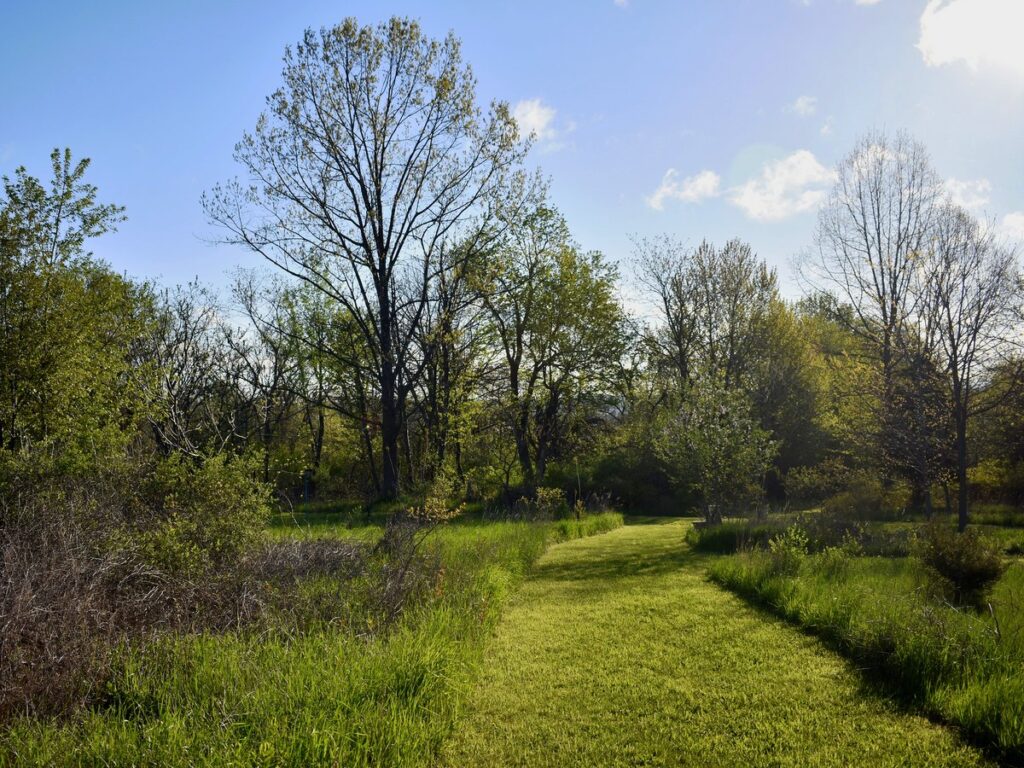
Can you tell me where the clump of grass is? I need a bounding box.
[917,523,1006,608]
[684,519,782,553]
[710,548,1023,761]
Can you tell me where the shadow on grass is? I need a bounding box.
[531,517,696,588]
[706,572,1015,767]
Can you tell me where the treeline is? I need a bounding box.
[3,18,1023,529]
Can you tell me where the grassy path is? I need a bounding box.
[442,519,989,767]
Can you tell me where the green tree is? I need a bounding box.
[0,149,152,474]
[205,17,524,500]
[656,379,776,524]
[481,206,628,489]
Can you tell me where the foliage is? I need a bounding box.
[917,523,1007,608]
[821,476,893,521]
[784,458,851,504]
[0,150,154,474]
[137,453,272,576]
[656,379,776,522]
[767,525,809,576]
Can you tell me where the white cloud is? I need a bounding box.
[728,150,836,222]
[918,0,1024,79]
[856,0,883,5]
[945,177,992,210]
[787,95,817,117]
[614,0,629,6]
[1001,212,1024,241]
[646,169,721,210]
[512,98,557,142]
[820,117,834,136]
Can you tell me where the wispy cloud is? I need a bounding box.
[512,98,575,152]
[727,150,835,222]
[647,150,835,222]
[1001,212,1024,241]
[945,177,992,210]
[646,169,721,210]
[918,0,1024,79]
[787,95,817,117]
[513,98,557,141]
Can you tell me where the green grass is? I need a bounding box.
[443,519,988,766]
[710,547,1024,761]
[0,512,623,767]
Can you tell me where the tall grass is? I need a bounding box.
[710,549,1024,760]
[1,512,623,766]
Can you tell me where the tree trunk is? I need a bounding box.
[513,417,533,489]
[381,386,401,500]
[956,412,969,532]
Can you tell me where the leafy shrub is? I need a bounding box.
[767,525,809,576]
[917,523,1006,608]
[785,459,851,504]
[822,476,910,522]
[968,459,1013,503]
[138,453,271,576]
[534,487,567,518]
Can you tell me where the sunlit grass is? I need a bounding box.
[444,519,988,767]
[711,546,1024,761]
[0,512,622,766]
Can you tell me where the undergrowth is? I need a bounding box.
[0,512,623,766]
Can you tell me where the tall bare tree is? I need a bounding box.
[807,131,942,378]
[920,205,1021,530]
[804,130,944,484]
[205,18,524,499]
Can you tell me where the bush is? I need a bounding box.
[785,459,851,504]
[0,454,273,718]
[918,523,1006,608]
[534,487,568,518]
[767,525,809,576]
[139,453,271,576]
[822,476,909,522]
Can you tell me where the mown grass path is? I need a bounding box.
[442,519,989,767]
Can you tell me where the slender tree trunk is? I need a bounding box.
[362,421,381,496]
[381,391,401,500]
[513,416,533,489]
[956,412,969,532]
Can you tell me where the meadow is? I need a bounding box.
[0,510,622,767]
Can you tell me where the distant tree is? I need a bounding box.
[804,131,946,494]
[919,205,1021,530]
[636,235,701,391]
[205,17,524,499]
[656,378,776,524]
[481,205,628,489]
[146,283,250,458]
[637,237,776,394]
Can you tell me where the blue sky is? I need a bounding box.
[2,0,1023,300]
